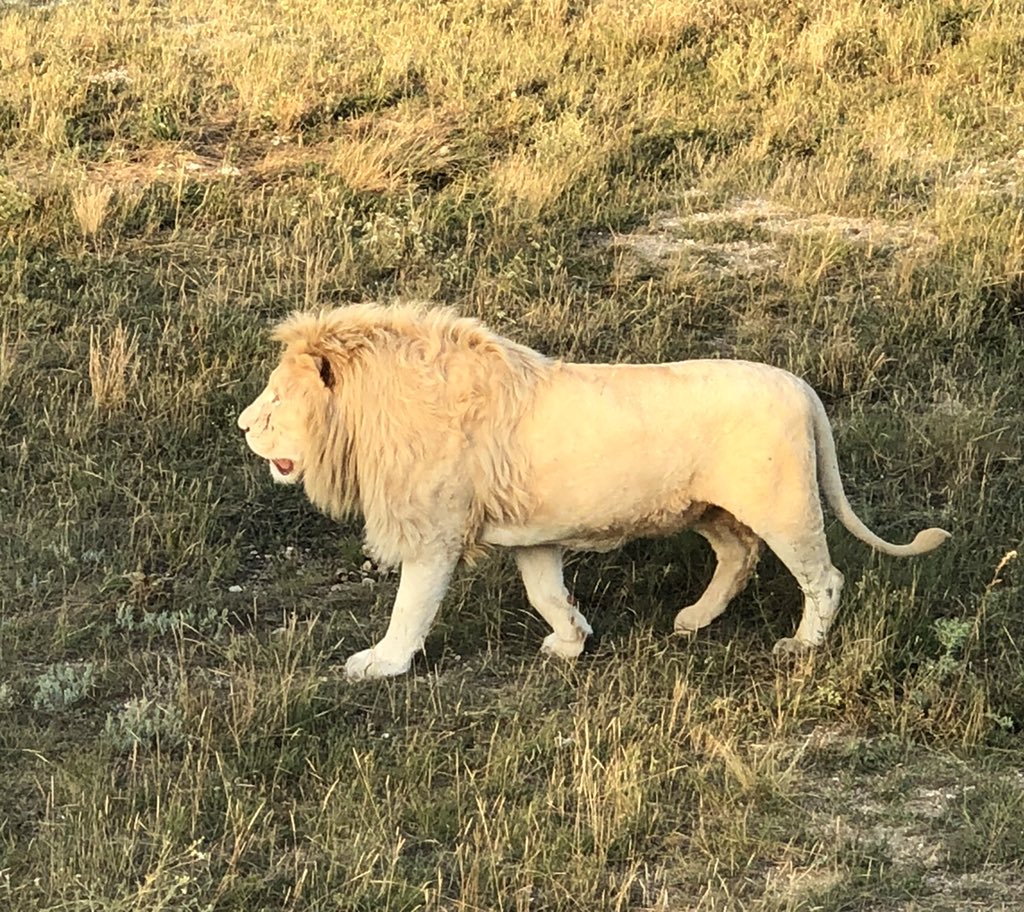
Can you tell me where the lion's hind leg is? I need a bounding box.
[515,546,593,659]
[674,510,762,635]
[763,530,845,654]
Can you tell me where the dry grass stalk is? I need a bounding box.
[73,183,114,238]
[89,323,138,411]
[0,326,17,393]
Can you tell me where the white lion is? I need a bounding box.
[238,304,949,680]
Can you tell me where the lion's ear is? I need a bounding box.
[313,354,335,390]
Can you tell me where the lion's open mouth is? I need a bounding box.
[272,459,295,476]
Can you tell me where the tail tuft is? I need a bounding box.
[910,527,951,554]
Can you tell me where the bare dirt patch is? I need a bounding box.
[603,197,939,277]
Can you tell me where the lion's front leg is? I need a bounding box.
[345,553,457,681]
[515,546,592,659]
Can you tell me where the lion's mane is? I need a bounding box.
[271,304,550,565]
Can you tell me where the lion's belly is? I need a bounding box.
[481,500,711,551]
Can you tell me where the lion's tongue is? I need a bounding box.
[273,459,294,475]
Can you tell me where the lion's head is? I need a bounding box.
[237,351,334,485]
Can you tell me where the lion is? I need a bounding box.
[238,303,950,680]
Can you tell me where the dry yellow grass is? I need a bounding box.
[72,181,114,238]
[0,324,17,394]
[88,322,138,411]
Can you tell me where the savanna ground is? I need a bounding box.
[1,0,1023,909]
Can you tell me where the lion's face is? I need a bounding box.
[238,353,330,484]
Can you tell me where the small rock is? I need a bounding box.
[228,585,242,593]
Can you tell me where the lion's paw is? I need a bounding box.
[345,648,412,681]
[772,636,814,656]
[674,606,712,634]
[541,631,587,660]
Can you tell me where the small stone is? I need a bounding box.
[228,585,242,593]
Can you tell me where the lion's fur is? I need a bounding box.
[267,304,550,564]
[239,302,950,677]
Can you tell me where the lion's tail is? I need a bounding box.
[806,382,951,557]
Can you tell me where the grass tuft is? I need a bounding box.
[88,322,138,411]
[72,181,114,238]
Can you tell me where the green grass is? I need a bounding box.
[1,0,1023,908]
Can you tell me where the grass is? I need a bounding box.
[1,0,1023,908]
